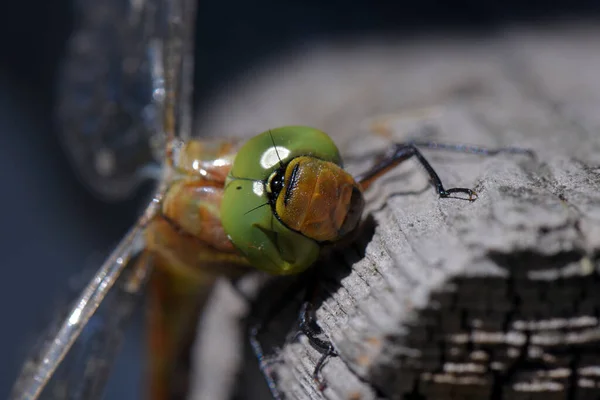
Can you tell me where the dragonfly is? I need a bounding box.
[11,0,537,399]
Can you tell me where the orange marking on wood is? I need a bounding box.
[348,391,363,400]
[355,354,372,367]
[365,336,381,348]
[369,121,392,138]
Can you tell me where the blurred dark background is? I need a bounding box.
[0,0,599,399]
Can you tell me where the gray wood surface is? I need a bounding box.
[192,23,600,400]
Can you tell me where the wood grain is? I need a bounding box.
[192,23,600,400]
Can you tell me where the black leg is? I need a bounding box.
[356,143,473,198]
[294,301,337,390]
[249,272,339,398]
[356,142,534,195]
[286,274,339,391]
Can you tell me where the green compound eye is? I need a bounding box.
[221,126,343,275]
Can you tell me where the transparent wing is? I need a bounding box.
[145,0,197,153]
[10,213,155,400]
[56,0,163,201]
[56,0,198,202]
[12,0,200,396]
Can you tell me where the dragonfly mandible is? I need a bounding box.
[10,0,537,399]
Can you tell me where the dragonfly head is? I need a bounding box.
[221,126,364,275]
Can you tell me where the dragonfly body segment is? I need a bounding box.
[146,137,252,282]
[153,137,247,267]
[142,138,250,400]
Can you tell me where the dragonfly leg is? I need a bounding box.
[356,143,475,198]
[272,274,338,391]
[248,270,342,398]
[294,301,337,390]
[356,142,534,196]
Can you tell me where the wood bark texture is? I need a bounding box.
[192,23,600,400]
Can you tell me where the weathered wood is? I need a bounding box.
[192,23,600,400]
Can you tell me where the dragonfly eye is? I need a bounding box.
[266,168,286,202]
[221,126,352,275]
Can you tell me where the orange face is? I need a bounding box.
[271,156,364,242]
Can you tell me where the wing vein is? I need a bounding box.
[11,200,157,400]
